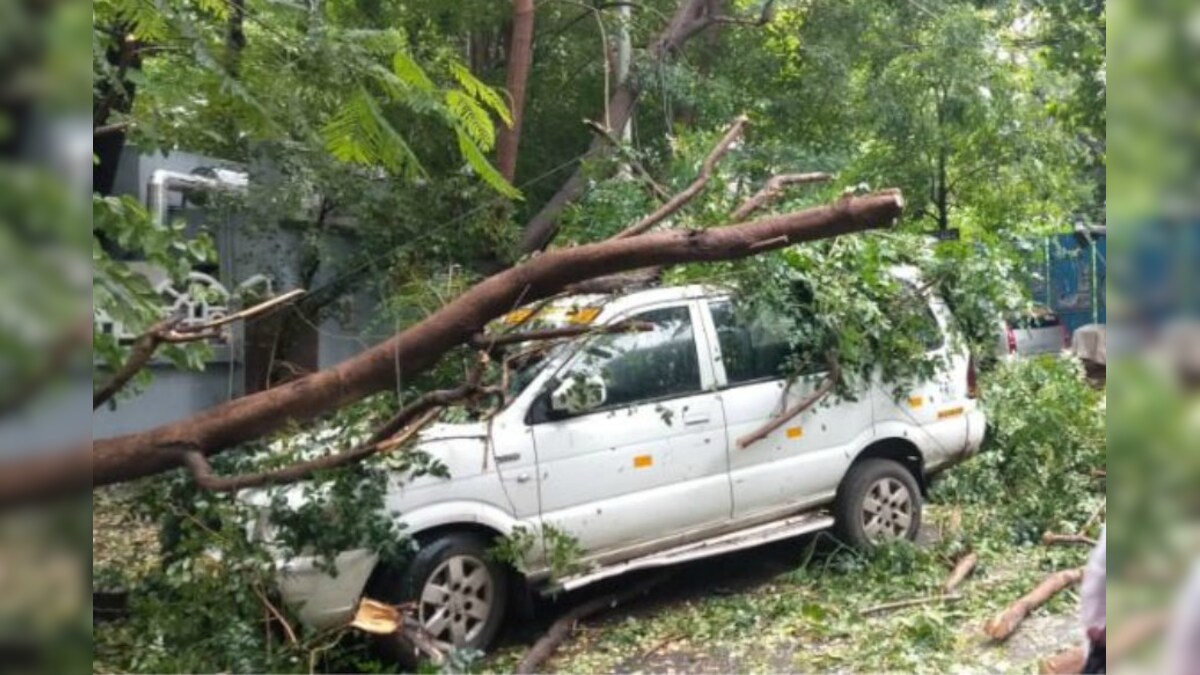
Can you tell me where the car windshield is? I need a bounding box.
[493,294,612,399]
[505,342,569,398]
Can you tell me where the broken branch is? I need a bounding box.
[92,290,306,410]
[860,593,963,617]
[737,357,840,449]
[584,118,671,201]
[516,575,665,674]
[943,552,979,594]
[984,568,1083,642]
[181,407,440,492]
[1041,532,1097,547]
[730,172,834,222]
[1040,611,1169,674]
[470,321,652,351]
[613,114,749,239]
[93,315,186,410]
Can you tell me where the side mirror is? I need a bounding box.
[550,374,607,416]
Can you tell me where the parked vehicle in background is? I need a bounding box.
[997,306,1070,359]
[252,273,987,657]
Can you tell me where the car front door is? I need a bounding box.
[529,302,731,557]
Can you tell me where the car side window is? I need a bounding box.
[709,300,794,386]
[899,284,944,351]
[557,306,701,413]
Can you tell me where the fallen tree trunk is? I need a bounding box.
[1,190,903,507]
[984,568,1084,642]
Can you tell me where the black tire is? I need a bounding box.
[834,459,923,550]
[369,532,509,665]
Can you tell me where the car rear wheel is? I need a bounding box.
[369,532,509,664]
[834,459,922,549]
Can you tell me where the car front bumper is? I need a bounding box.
[275,549,379,630]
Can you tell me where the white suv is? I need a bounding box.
[268,278,985,654]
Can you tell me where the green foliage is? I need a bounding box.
[322,86,425,179]
[93,397,451,673]
[936,356,1105,541]
[489,523,585,581]
[92,194,217,392]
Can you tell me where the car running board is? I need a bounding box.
[549,511,836,594]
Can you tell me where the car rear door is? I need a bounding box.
[702,298,869,520]
[529,301,731,556]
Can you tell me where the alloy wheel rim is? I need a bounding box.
[861,477,913,542]
[417,555,493,649]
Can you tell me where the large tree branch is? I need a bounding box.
[4,190,902,506]
[613,114,749,239]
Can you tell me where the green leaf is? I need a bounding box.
[392,51,435,93]
[321,87,424,179]
[448,62,512,126]
[445,89,494,150]
[454,127,521,199]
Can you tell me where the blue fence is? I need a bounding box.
[1027,232,1106,334]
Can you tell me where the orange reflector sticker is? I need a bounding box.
[567,307,602,325]
[633,455,653,469]
[938,407,965,420]
[502,308,535,325]
[908,396,924,409]
[786,427,804,439]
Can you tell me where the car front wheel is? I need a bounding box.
[834,459,922,549]
[370,532,509,663]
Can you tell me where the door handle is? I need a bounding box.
[516,473,532,484]
[683,413,711,426]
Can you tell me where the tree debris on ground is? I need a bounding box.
[984,568,1084,642]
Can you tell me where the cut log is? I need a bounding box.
[984,568,1084,642]
[943,552,979,594]
[1041,533,1098,547]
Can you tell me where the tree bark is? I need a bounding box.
[0,191,903,506]
[942,552,979,594]
[496,0,535,182]
[518,0,757,252]
[984,568,1084,642]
